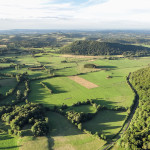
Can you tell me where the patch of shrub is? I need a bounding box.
[84,64,96,68]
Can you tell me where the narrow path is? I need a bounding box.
[100,73,139,150]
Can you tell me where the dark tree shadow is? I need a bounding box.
[42,82,67,94]
[0,146,20,149]
[92,98,118,108]
[96,65,117,69]
[0,135,13,140]
[28,80,68,108]
[48,136,54,150]
[82,110,127,139]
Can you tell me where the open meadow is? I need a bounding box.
[1,50,150,150]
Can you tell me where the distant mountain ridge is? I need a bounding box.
[60,40,150,56]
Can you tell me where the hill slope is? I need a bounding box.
[60,40,150,56]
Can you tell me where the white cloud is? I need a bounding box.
[75,0,150,20]
[0,0,74,19]
[0,0,150,29]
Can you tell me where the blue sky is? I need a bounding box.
[0,0,150,30]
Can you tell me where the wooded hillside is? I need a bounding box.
[60,40,150,56]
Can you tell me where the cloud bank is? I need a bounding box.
[0,0,150,30]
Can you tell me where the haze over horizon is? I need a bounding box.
[0,0,150,30]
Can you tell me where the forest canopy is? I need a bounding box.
[60,40,150,56]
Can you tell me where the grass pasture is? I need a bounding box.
[18,136,49,150]
[0,133,19,150]
[0,121,19,150]
[29,74,134,108]
[47,111,106,150]
[82,110,127,138]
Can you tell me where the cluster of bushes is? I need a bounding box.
[6,88,15,97]
[72,100,103,111]
[16,73,28,82]
[0,72,15,78]
[0,103,49,136]
[119,67,150,149]
[14,64,25,70]
[72,99,93,106]
[40,82,52,93]
[23,80,30,100]
[31,121,49,136]
[0,58,15,63]
[83,129,106,140]
[84,64,96,68]
[72,99,126,111]
[61,60,67,63]
[0,105,13,116]
[66,111,95,124]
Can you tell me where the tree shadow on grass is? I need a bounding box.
[96,65,117,69]
[0,145,21,150]
[43,82,67,94]
[0,146,21,149]
[82,110,127,139]
[92,98,118,108]
[48,136,54,150]
[0,134,13,141]
[0,133,21,149]
[46,111,82,137]
[29,80,68,108]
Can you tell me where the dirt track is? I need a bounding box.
[68,76,98,89]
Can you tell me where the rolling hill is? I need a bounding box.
[60,40,150,56]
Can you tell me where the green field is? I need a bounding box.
[1,52,150,150]
[29,75,133,108]
[47,111,106,150]
[0,133,19,150]
[28,55,150,109]
[0,121,19,150]
[82,110,127,138]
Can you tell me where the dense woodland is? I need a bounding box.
[60,40,150,56]
[119,67,150,150]
[0,103,49,136]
